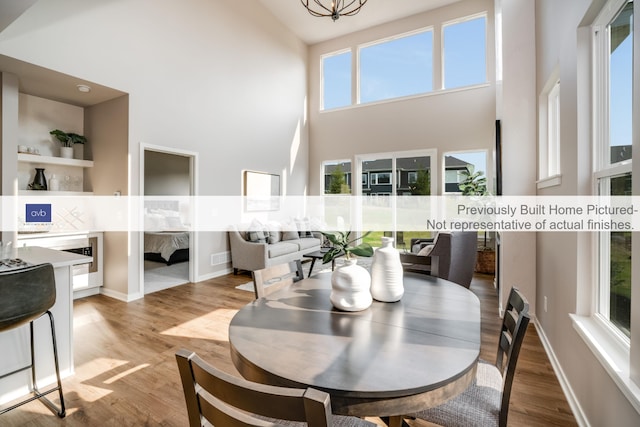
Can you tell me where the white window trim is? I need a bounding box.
[573,0,639,409]
[571,314,640,413]
[538,68,561,184]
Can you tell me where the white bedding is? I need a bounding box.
[144,231,189,261]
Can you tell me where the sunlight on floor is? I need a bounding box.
[161,308,238,340]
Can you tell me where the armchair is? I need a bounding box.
[400,231,478,288]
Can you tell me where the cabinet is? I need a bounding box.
[18,153,94,194]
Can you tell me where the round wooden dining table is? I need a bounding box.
[229,271,481,426]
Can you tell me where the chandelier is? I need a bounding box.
[300,0,368,22]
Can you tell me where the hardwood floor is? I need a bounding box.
[1,273,577,426]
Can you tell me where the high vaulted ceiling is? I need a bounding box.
[257,0,463,44]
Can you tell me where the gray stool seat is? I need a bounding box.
[0,263,65,418]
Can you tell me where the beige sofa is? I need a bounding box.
[228,224,321,274]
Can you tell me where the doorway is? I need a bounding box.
[140,145,197,294]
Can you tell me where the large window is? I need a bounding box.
[320,12,487,111]
[322,50,351,110]
[538,73,561,185]
[359,30,433,103]
[443,151,488,194]
[443,15,487,89]
[593,0,633,339]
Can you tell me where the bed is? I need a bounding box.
[144,231,189,265]
[143,200,190,265]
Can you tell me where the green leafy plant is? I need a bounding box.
[321,231,373,263]
[458,165,487,196]
[50,129,87,147]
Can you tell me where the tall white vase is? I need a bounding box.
[330,258,372,312]
[370,237,404,302]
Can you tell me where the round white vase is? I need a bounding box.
[330,258,372,312]
[59,146,73,159]
[370,237,404,302]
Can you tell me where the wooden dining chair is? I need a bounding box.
[251,260,304,299]
[410,287,530,427]
[175,349,376,427]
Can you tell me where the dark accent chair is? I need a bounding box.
[175,349,375,427]
[411,287,530,427]
[400,231,478,288]
[0,263,66,417]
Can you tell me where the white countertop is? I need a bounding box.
[18,246,92,268]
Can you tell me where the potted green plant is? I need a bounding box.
[320,230,373,264]
[321,230,374,312]
[50,129,87,159]
[458,165,495,274]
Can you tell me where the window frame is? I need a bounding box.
[356,27,434,105]
[571,0,640,411]
[538,70,562,188]
[320,48,353,111]
[441,12,488,90]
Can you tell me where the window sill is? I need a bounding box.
[570,314,640,413]
[536,174,562,189]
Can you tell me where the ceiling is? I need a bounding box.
[257,0,462,44]
[0,1,461,106]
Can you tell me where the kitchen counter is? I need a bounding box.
[0,247,91,405]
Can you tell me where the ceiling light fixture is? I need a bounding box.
[76,84,91,93]
[300,0,368,22]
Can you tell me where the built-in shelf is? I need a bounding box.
[19,190,94,196]
[18,153,94,168]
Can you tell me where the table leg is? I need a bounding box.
[331,259,335,271]
[380,416,409,427]
[308,258,317,278]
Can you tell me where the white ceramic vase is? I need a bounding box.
[59,146,73,159]
[370,237,404,302]
[330,258,373,312]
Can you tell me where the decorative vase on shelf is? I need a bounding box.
[370,237,404,302]
[60,146,73,159]
[330,258,372,312]
[28,168,47,191]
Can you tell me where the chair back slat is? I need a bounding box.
[176,349,332,427]
[252,260,303,299]
[495,287,530,427]
[0,263,56,332]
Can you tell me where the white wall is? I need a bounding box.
[535,0,640,425]
[0,0,309,292]
[144,151,190,196]
[308,0,496,195]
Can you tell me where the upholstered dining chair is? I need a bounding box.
[409,287,530,427]
[175,349,376,427]
[0,263,65,417]
[252,259,304,299]
[401,231,478,288]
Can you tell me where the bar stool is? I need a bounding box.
[0,263,65,417]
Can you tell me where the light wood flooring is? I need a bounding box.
[1,273,577,426]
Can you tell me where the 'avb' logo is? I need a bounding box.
[26,204,52,223]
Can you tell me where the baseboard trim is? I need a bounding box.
[100,287,143,302]
[196,267,233,283]
[534,318,590,427]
